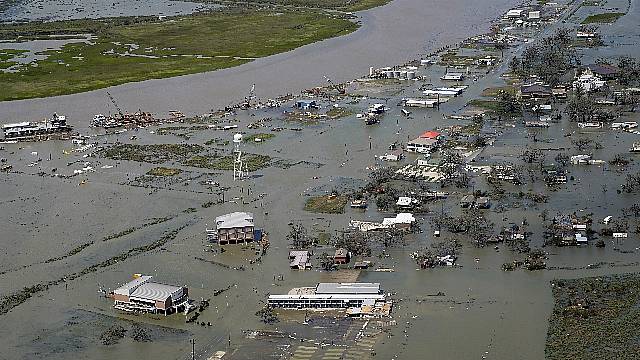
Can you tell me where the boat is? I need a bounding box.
[630,143,640,153]
[2,113,72,141]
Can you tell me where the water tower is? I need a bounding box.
[233,133,246,180]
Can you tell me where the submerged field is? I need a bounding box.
[0,9,358,101]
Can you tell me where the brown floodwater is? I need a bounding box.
[2,0,640,359]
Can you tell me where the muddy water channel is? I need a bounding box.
[0,0,516,125]
[2,0,640,359]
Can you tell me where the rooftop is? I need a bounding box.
[315,282,381,295]
[131,282,183,301]
[408,137,438,146]
[215,212,254,229]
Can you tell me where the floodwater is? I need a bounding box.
[1,0,216,22]
[2,0,640,359]
[0,0,516,125]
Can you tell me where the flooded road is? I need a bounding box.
[0,0,517,125]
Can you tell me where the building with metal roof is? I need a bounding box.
[268,282,385,310]
[206,212,256,245]
[112,275,190,315]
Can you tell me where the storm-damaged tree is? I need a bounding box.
[511,28,578,85]
[335,231,371,257]
[365,167,396,192]
[461,208,494,247]
[600,219,629,236]
[565,87,597,123]
[520,148,545,164]
[495,90,521,117]
[495,40,508,58]
[380,227,405,248]
[624,204,640,217]
[554,153,570,167]
[617,56,640,86]
[539,209,549,223]
[571,137,602,152]
[375,189,398,211]
[610,153,630,167]
[622,172,640,193]
[525,249,547,270]
[287,223,315,249]
[256,306,279,324]
[319,252,335,271]
[438,150,464,187]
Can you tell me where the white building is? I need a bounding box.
[268,283,385,309]
[407,137,438,153]
[573,69,606,92]
[207,212,255,245]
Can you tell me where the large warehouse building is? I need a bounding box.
[112,275,190,315]
[268,282,386,310]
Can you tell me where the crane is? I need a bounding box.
[106,91,124,118]
[323,75,346,95]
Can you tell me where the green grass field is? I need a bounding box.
[0,9,358,101]
[582,12,624,23]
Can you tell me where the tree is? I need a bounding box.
[319,252,334,271]
[287,223,314,249]
[617,56,640,86]
[565,87,597,123]
[554,153,570,167]
[256,307,279,324]
[460,208,494,247]
[335,231,371,257]
[495,90,521,116]
[539,209,549,222]
[495,40,508,58]
[439,150,464,186]
[509,56,522,75]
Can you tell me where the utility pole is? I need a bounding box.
[191,338,195,360]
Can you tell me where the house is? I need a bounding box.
[585,64,619,80]
[528,10,541,20]
[520,84,552,99]
[407,137,438,153]
[396,196,418,210]
[552,87,568,99]
[459,195,475,208]
[573,69,606,92]
[289,250,310,270]
[506,9,524,18]
[295,100,319,110]
[353,261,371,269]
[334,248,350,264]
[420,130,442,140]
[476,197,491,209]
[576,31,597,39]
[207,212,255,245]
[405,98,440,108]
[382,213,416,230]
[575,233,588,245]
[112,275,190,315]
